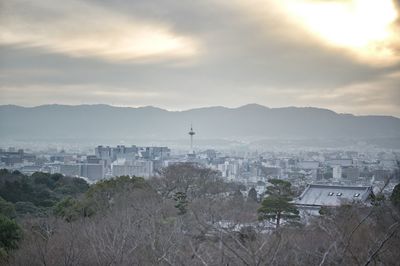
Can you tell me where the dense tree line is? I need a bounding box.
[0,169,89,214]
[0,164,399,265]
[0,169,90,261]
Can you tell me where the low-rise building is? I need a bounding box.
[295,184,373,214]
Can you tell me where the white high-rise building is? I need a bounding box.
[112,160,153,178]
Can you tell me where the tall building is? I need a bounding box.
[139,147,170,160]
[95,145,138,161]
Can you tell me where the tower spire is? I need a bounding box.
[188,124,195,154]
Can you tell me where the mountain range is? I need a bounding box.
[0,104,399,145]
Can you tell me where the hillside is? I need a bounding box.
[0,104,399,142]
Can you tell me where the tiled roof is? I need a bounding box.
[296,184,372,207]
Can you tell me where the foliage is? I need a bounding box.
[258,196,299,228]
[265,179,294,198]
[0,214,21,259]
[152,163,227,200]
[53,196,91,222]
[390,183,400,208]
[0,169,89,214]
[86,175,147,198]
[0,197,16,219]
[4,164,400,266]
[248,187,258,202]
[53,176,151,220]
[370,192,386,206]
[318,206,331,216]
[86,176,148,206]
[173,192,188,215]
[258,179,299,228]
[14,202,41,215]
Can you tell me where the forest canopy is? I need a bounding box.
[0,165,399,265]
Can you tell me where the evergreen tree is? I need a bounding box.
[258,179,299,228]
[0,215,21,259]
[390,183,400,208]
[173,192,188,215]
[248,187,258,202]
[0,197,16,219]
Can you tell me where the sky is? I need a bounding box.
[0,0,400,117]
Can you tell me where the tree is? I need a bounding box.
[0,171,90,215]
[0,214,22,258]
[258,179,299,228]
[0,197,21,260]
[248,187,258,202]
[390,183,400,208]
[151,163,225,200]
[53,197,83,221]
[14,201,40,215]
[232,189,244,201]
[0,197,16,218]
[173,192,188,215]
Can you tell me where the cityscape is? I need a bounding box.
[2,125,398,200]
[1,0,400,265]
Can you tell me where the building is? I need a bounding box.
[326,159,353,167]
[59,164,81,177]
[342,166,360,180]
[139,147,170,160]
[87,155,102,164]
[59,163,104,181]
[333,165,342,180]
[81,163,104,181]
[372,169,392,181]
[0,149,35,166]
[296,184,373,213]
[95,146,112,160]
[112,160,153,178]
[298,161,319,170]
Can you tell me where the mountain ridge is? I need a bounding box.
[0,103,399,141]
[2,103,399,119]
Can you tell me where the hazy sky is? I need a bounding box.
[1,0,400,116]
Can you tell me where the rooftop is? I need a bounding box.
[296,184,372,207]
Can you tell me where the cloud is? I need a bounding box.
[0,84,164,107]
[277,0,400,65]
[0,0,399,117]
[296,71,400,116]
[0,0,199,62]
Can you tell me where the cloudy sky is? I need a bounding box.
[1,0,400,116]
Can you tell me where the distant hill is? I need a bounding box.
[0,104,399,143]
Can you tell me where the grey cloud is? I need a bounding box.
[0,0,399,116]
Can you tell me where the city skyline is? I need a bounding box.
[1,0,399,116]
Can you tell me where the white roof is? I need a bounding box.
[296,184,372,207]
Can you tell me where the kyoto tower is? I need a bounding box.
[188,124,195,154]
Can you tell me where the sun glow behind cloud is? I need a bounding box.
[282,0,399,65]
[0,0,198,62]
[1,0,400,116]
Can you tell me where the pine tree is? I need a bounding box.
[248,187,258,202]
[173,192,188,215]
[390,183,400,208]
[258,179,299,228]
